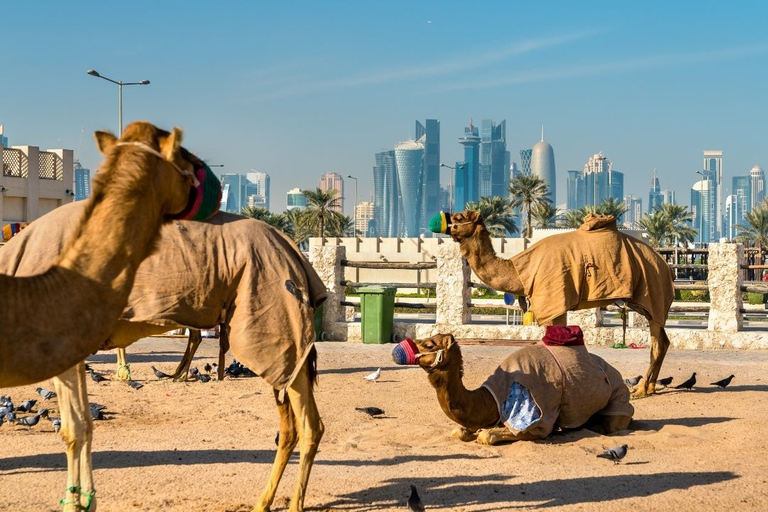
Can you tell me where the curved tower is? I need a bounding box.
[394,139,425,237]
[530,128,556,202]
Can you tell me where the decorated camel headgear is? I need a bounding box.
[427,211,452,234]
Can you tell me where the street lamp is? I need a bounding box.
[86,69,150,137]
[347,174,358,236]
[440,163,466,212]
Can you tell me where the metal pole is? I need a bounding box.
[118,81,123,137]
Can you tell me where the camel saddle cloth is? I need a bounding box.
[0,201,327,393]
[481,343,633,437]
[510,214,673,325]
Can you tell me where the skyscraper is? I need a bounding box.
[319,172,344,212]
[566,169,583,210]
[479,119,509,198]
[692,172,715,246]
[246,171,270,210]
[648,170,663,213]
[624,194,643,229]
[703,150,723,240]
[519,149,532,176]
[416,119,440,232]
[732,175,751,219]
[394,139,425,238]
[0,125,7,148]
[286,188,307,210]
[373,149,398,237]
[750,164,765,210]
[355,201,375,237]
[219,173,248,213]
[456,120,480,209]
[530,128,556,203]
[73,160,91,201]
[725,193,744,240]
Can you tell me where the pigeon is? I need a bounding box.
[624,375,642,387]
[50,417,61,433]
[0,395,12,406]
[364,368,381,383]
[4,411,17,423]
[16,399,37,413]
[355,406,385,417]
[151,366,171,379]
[198,374,211,383]
[89,403,107,421]
[128,380,144,390]
[16,409,49,429]
[204,363,212,374]
[0,404,13,418]
[674,372,697,390]
[597,444,628,464]
[89,370,108,383]
[36,387,57,400]
[711,375,735,389]
[657,376,673,388]
[189,367,200,378]
[408,484,425,512]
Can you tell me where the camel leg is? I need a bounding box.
[451,427,478,442]
[633,323,670,398]
[476,427,541,445]
[254,390,299,512]
[171,329,202,381]
[53,363,97,512]
[115,347,131,381]
[585,414,632,435]
[218,323,229,380]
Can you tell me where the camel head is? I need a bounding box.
[427,210,486,243]
[92,121,219,220]
[391,333,462,375]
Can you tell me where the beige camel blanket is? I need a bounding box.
[511,214,673,325]
[0,202,327,392]
[481,343,633,438]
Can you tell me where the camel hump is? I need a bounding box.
[579,213,617,232]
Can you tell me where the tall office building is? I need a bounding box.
[355,201,375,237]
[286,188,307,210]
[219,173,248,213]
[373,149,399,237]
[692,173,715,245]
[624,194,643,229]
[530,128,556,203]
[246,171,270,210]
[583,152,623,207]
[566,169,583,210]
[479,119,509,198]
[661,189,676,205]
[519,149,532,176]
[0,125,7,148]
[725,194,744,240]
[732,175,751,219]
[648,170,663,213]
[750,164,765,209]
[319,172,344,212]
[703,150,723,240]
[394,139,425,238]
[416,119,440,233]
[455,120,481,210]
[73,160,91,201]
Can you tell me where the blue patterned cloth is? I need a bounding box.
[500,382,542,432]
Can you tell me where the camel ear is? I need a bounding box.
[94,131,117,155]
[442,333,455,348]
[467,210,481,223]
[159,126,183,162]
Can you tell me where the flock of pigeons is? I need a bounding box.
[624,372,736,391]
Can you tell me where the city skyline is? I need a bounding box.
[2,2,768,215]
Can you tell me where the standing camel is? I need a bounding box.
[0,203,327,512]
[0,121,199,388]
[431,210,674,397]
[396,331,632,445]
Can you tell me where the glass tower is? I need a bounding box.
[394,140,425,238]
[373,149,399,237]
[416,119,440,234]
[73,160,91,201]
[519,149,532,176]
[530,129,556,203]
[750,164,765,210]
[703,150,723,240]
[479,119,508,199]
[648,170,663,213]
[456,121,480,209]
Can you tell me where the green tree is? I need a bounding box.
[465,196,518,236]
[564,206,592,229]
[284,207,311,246]
[735,199,768,248]
[509,174,551,237]
[595,197,627,219]
[530,202,561,229]
[638,203,696,248]
[240,206,292,234]
[302,188,343,239]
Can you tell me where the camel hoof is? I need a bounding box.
[476,429,502,445]
[451,427,478,442]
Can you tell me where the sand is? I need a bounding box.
[2,336,768,511]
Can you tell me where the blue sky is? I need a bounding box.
[2,1,767,214]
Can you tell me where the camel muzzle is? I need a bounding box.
[391,338,419,365]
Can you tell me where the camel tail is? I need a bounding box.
[307,345,318,388]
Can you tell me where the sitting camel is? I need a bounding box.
[0,121,198,388]
[394,329,633,445]
[0,201,327,512]
[431,210,674,397]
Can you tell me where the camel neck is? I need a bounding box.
[460,227,524,295]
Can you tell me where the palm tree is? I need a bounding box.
[303,188,342,240]
[735,199,768,248]
[284,207,311,246]
[637,209,668,248]
[240,206,292,234]
[564,206,593,229]
[465,196,518,236]
[326,214,355,237]
[595,197,627,219]
[530,202,560,229]
[509,175,551,237]
[637,203,696,248]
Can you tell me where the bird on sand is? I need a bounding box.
[151,366,171,379]
[624,375,642,387]
[674,372,697,390]
[50,416,61,433]
[198,374,211,383]
[355,406,385,417]
[364,368,381,383]
[711,375,735,388]
[204,363,212,374]
[657,376,673,388]
[407,484,425,512]
[89,370,108,383]
[597,444,628,464]
[128,380,144,390]
[16,399,37,413]
[36,387,56,400]
[90,403,107,421]
[16,409,49,430]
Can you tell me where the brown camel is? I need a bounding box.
[407,332,633,445]
[440,210,674,397]
[0,121,198,389]
[0,202,327,512]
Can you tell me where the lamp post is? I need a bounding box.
[86,69,150,137]
[440,163,466,212]
[347,174,358,236]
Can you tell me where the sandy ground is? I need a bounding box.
[2,336,768,512]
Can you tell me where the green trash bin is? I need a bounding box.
[358,286,396,344]
[313,303,326,341]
